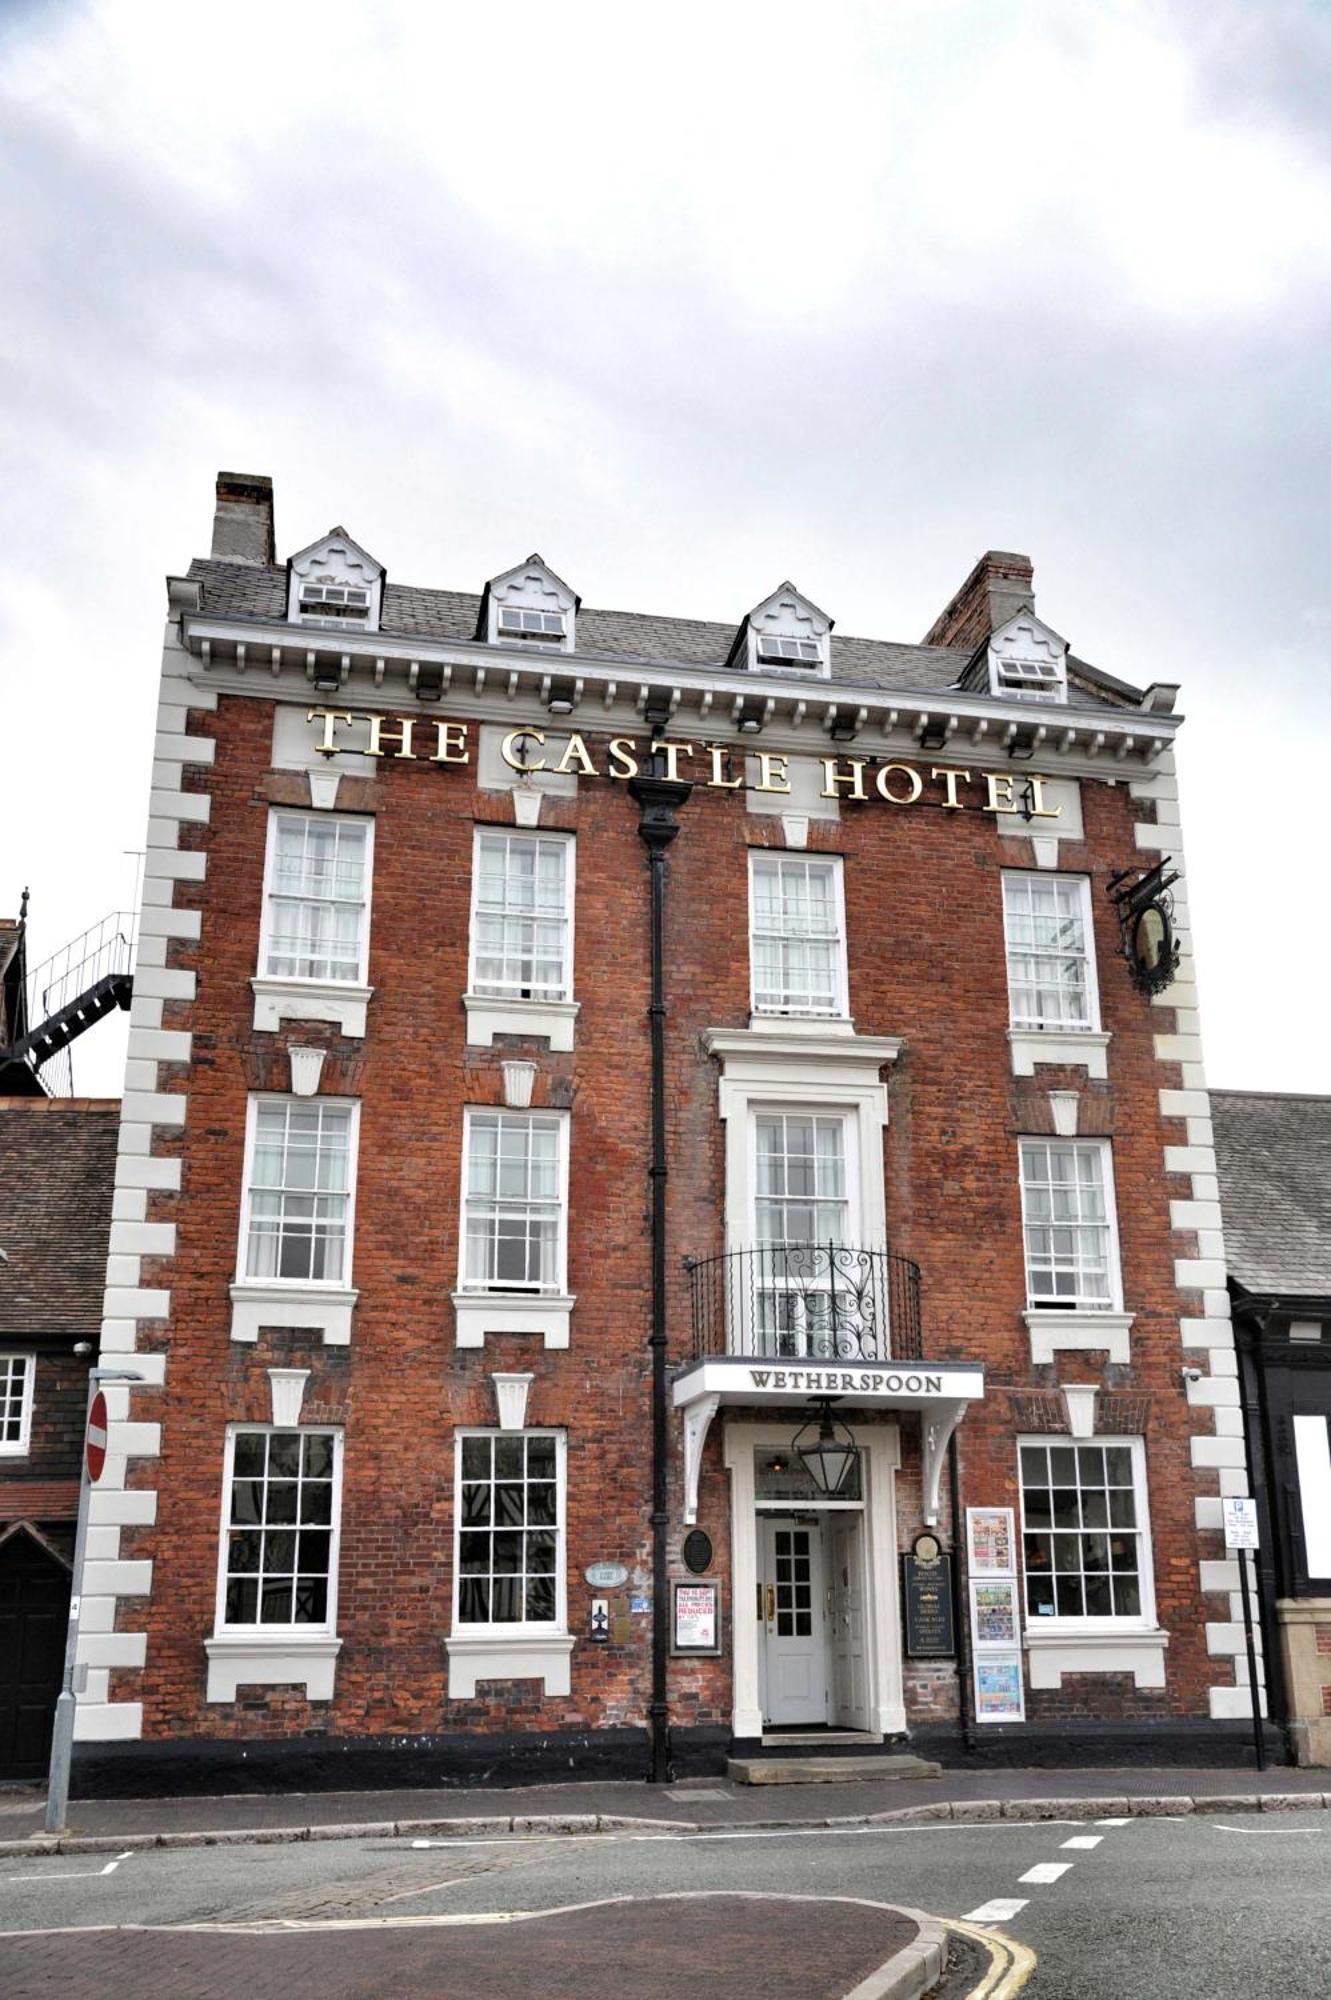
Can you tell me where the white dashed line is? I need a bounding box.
[1019,1861,1073,1885]
[1061,1834,1103,1850]
[1096,1816,1131,1826]
[965,1897,1029,1924]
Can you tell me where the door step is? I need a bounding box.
[728,1753,942,1786]
[760,1730,883,1748]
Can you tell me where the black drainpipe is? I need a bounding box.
[629,761,692,1785]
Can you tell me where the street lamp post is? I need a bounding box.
[45,1366,145,1835]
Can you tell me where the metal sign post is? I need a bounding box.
[1223,1497,1265,1773]
[45,1368,143,1836]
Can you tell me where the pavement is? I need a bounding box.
[0,1761,1327,1854]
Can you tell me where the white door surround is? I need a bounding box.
[724,1418,904,1741]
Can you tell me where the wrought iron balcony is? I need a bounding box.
[685,1244,923,1365]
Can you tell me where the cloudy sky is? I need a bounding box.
[3,0,1329,1096]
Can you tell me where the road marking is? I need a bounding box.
[965,1898,1029,1924]
[4,1849,133,1885]
[1095,1816,1130,1826]
[1017,1862,1072,1885]
[1060,1834,1102,1850]
[1209,1821,1327,1835]
[944,1916,1038,1996]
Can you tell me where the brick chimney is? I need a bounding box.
[922,551,1034,651]
[210,472,275,566]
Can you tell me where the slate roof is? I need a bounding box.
[0,1100,118,1337]
[1211,1090,1331,1297]
[185,558,1136,708]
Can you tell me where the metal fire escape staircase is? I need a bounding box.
[0,896,136,1095]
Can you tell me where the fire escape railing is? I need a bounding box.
[2,911,137,1090]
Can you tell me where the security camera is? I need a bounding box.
[73,1341,93,1358]
[1180,1366,1204,1383]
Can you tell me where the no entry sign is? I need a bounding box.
[86,1390,109,1483]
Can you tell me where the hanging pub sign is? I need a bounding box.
[1107,858,1182,996]
[902,1531,955,1658]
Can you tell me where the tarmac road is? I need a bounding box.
[1,1808,1328,1997]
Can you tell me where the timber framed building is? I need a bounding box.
[69,472,1268,1789]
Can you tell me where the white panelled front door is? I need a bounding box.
[759,1518,829,1727]
[829,1515,871,1731]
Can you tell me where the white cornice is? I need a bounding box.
[178,611,1180,772]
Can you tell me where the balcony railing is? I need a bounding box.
[685,1244,923,1365]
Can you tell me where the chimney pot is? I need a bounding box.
[211,471,275,567]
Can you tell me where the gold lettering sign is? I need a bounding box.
[304,713,1065,820]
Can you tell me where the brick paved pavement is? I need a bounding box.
[0,1895,921,2000]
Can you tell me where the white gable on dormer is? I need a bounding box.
[743,583,832,676]
[988,611,1068,705]
[486,554,577,651]
[287,528,383,632]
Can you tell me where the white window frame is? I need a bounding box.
[754,635,823,670]
[233,1094,361,1291]
[457,1107,570,1298]
[212,1423,344,1638]
[1002,872,1099,1034]
[297,582,372,629]
[450,1428,568,1637]
[495,606,567,647]
[1017,1433,1157,1634]
[747,1108,865,1360]
[750,1107,861,1249]
[256,809,374,990]
[1018,1136,1123,1313]
[991,656,1066,703]
[467,828,576,1006]
[748,852,849,1021]
[0,1352,35,1456]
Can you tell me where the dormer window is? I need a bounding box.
[498,607,567,647]
[756,636,822,669]
[987,613,1068,707]
[485,555,577,653]
[287,528,383,634]
[299,583,371,627]
[995,657,1062,703]
[738,583,833,679]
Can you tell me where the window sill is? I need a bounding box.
[747,1012,855,1037]
[230,1281,359,1347]
[1025,1625,1168,1690]
[462,993,579,1052]
[1007,1026,1110,1079]
[1023,1309,1134,1365]
[444,1630,574,1698]
[452,1291,575,1351]
[252,975,372,1038]
[204,1631,342,1702]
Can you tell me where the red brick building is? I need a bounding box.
[69,473,1266,1791]
[0,1097,118,1778]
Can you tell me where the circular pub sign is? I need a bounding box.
[85,1390,109,1483]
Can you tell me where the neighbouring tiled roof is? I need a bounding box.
[0,1100,118,1337]
[185,559,1136,708]
[1211,1090,1331,1297]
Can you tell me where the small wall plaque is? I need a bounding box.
[585,1561,629,1589]
[682,1528,713,1575]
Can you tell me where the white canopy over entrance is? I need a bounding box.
[673,1354,984,1526]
